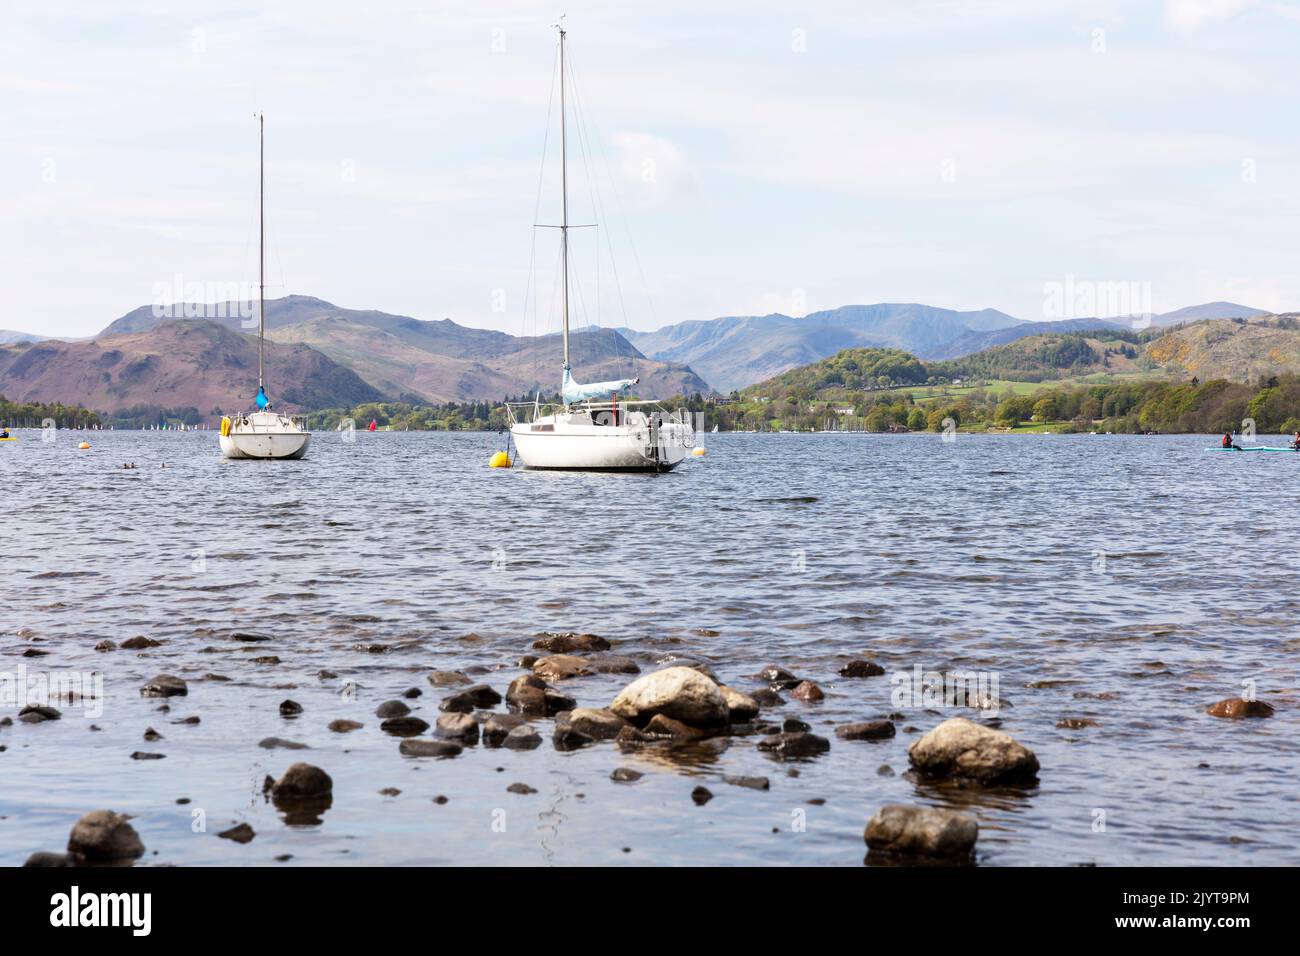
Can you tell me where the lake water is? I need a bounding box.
[2,429,1297,866]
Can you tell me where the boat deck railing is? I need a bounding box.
[504,400,691,429]
[228,413,310,433]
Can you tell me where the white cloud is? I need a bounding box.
[608,131,693,202]
[1165,0,1254,31]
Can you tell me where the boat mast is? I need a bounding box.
[258,112,265,398]
[558,22,570,376]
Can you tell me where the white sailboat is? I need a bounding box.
[507,23,693,472]
[219,114,311,461]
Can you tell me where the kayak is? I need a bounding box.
[0,437,17,442]
[1205,446,1298,452]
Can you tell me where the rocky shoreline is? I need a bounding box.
[8,629,1281,867]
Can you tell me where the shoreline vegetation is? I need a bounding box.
[301,366,1300,436]
[9,345,1300,436]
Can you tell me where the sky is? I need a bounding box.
[3,0,1299,339]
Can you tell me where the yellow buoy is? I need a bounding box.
[78,441,91,450]
[692,447,707,457]
[220,416,232,438]
[489,451,512,468]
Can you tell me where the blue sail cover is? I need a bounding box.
[562,366,638,405]
[255,386,270,410]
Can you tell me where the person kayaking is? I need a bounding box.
[1221,432,1242,451]
[0,427,10,439]
[1291,431,1300,451]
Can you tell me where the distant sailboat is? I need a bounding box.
[507,22,693,471]
[219,114,311,461]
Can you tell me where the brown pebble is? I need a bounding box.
[217,823,255,844]
[790,680,824,702]
[1206,698,1274,718]
[839,660,886,677]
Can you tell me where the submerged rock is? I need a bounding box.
[18,705,61,722]
[376,700,411,718]
[723,775,770,790]
[643,714,709,738]
[835,720,896,741]
[435,712,480,744]
[610,767,644,783]
[217,823,256,844]
[23,851,72,867]
[328,719,364,733]
[750,688,785,708]
[272,763,333,798]
[507,782,538,795]
[756,731,830,759]
[585,655,641,675]
[719,686,760,722]
[439,684,502,713]
[502,725,542,750]
[691,786,714,805]
[506,674,574,716]
[839,660,886,678]
[67,810,144,863]
[94,640,117,653]
[279,699,303,716]
[790,680,824,702]
[259,737,308,750]
[532,654,593,681]
[750,665,801,689]
[427,670,471,687]
[380,716,430,737]
[130,751,166,760]
[553,708,626,748]
[907,718,1039,785]
[865,805,977,860]
[140,674,187,698]
[532,632,611,653]
[609,666,729,728]
[1056,717,1100,730]
[399,739,463,758]
[483,713,529,747]
[782,717,810,733]
[121,636,161,650]
[1206,698,1274,719]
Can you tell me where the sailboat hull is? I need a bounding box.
[219,412,311,460]
[511,419,691,471]
[220,432,311,460]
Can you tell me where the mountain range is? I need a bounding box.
[619,301,1266,392]
[0,296,1276,417]
[0,320,383,416]
[0,295,707,414]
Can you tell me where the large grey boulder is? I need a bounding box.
[907,718,1038,785]
[610,666,729,728]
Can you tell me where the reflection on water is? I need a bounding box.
[1,430,1298,865]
